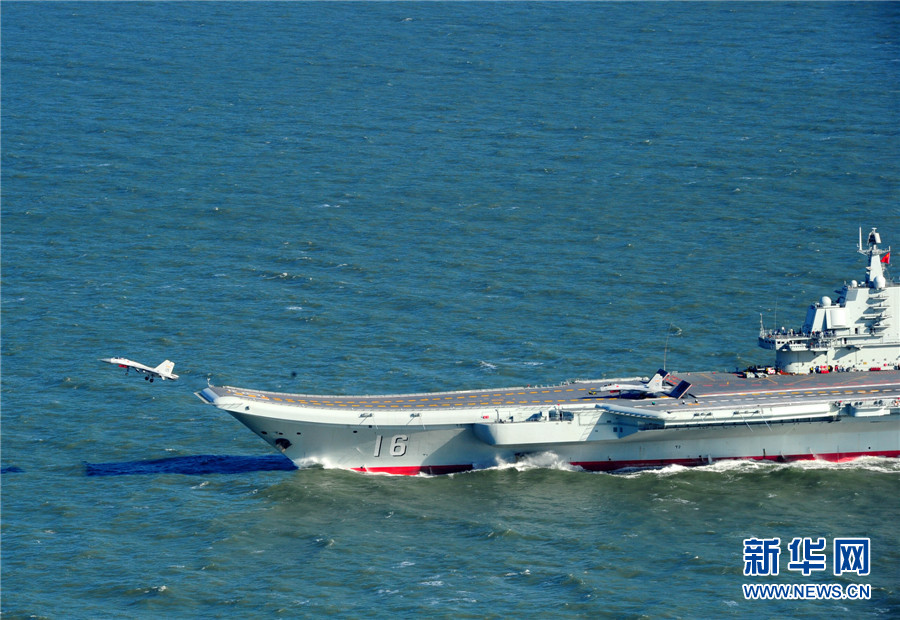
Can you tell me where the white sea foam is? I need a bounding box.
[771,456,900,474]
[480,452,580,474]
[615,456,899,479]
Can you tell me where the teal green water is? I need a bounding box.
[3,2,898,617]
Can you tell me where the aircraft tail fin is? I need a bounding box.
[646,369,669,392]
[668,380,692,399]
[154,360,178,379]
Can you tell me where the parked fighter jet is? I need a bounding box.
[590,369,692,399]
[101,357,179,382]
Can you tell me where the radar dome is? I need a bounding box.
[873,276,887,290]
[820,296,832,307]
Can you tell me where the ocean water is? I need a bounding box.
[2,2,899,617]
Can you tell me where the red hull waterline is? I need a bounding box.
[351,450,900,476]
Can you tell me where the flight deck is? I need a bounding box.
[207,369,900,413]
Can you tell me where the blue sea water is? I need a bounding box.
[2,2,899,617]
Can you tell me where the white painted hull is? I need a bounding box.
[202,385,900,475]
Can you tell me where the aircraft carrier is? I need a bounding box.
[196,228,900,474]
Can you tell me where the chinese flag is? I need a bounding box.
[882,252,891,264]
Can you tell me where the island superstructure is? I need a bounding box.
[197,228,900,475]
[759,228,898,373]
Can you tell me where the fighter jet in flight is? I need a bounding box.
[101,357,179,382]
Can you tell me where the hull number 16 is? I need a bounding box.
[374,435,408,457]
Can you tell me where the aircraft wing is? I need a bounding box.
[102,357,155,373]
[598,382,648,393]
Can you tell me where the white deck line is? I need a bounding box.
[695,379,900,399]
[218,378,618,400]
